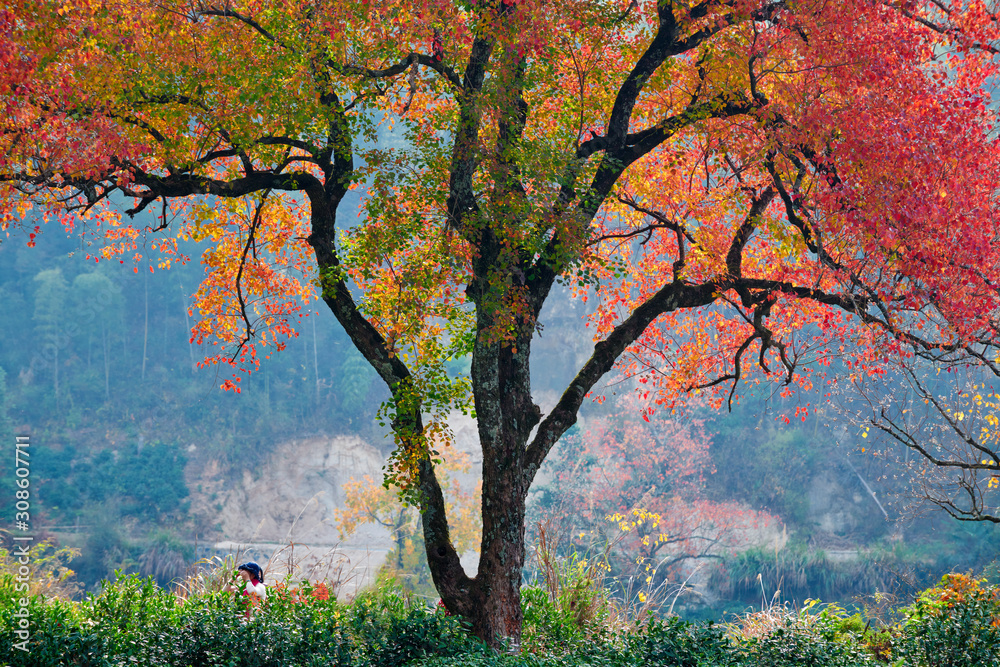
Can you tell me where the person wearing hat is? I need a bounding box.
[226,561,267,618]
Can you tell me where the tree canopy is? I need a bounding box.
[4,0,1000,645]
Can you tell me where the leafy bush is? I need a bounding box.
[726,601,880,667]
[0,593,105,666]
[521,583,605,652]
[738,617,879,667]
[348,580,477,667]
[626,616,734,667]
[0,539,80,599]
[86,572,177,659]
[520,526,627,656]
[5,565,1000,667]
[820,607,896,664]
[895,573,1000,667]
[2,573,425,666]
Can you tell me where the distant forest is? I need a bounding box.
[0,225,391,587]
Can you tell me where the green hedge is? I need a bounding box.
[3,572,999,666]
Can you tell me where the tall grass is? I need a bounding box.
[710,543,901,606]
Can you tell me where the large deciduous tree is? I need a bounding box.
[4,0,1000,645]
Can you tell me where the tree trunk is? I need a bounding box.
[302,106,541,647]
[466,463,527,647]
[447,232,543,645]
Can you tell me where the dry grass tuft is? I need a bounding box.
[0,535,81,599]
[173,542,360,601]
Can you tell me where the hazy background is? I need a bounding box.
[1,209,998,619]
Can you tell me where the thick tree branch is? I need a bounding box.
[725,186,774,280]
[445,34,497,232]
[196,4,295,51]
[584,94,756,218]
[122,170,316,213]
[524,280,719,482]
[337,53,464,90]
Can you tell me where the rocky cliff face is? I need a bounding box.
[188,435,390,592]
[188,427,487,593]
[212,435,385,544]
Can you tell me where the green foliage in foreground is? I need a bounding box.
[2,571,1000,667]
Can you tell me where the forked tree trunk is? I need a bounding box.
[418,392,533,647]
[304,101,560,647]
[436,259,543,645]
[312,198,542,646]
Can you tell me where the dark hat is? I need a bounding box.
[238,561,264,582]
